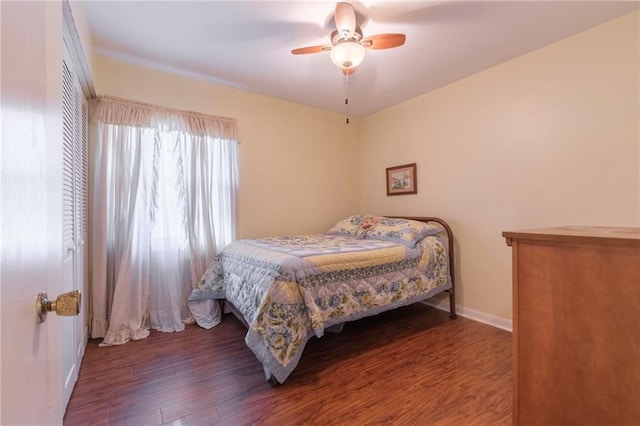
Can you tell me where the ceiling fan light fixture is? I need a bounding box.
[330,41,366,70]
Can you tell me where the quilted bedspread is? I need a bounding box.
[188,233,451,383]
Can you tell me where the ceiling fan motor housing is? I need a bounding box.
[331,26,363,45]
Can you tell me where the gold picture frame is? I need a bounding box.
[386,163,417,196]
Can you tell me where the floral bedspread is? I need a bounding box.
[188,233,451,384]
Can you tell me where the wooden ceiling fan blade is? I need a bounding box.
[291,45,331,55]
[335,2,356,39]
[361,33,406,50]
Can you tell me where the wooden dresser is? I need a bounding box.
[503,226,640,425]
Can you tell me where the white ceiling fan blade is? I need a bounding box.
[335,2,356,39]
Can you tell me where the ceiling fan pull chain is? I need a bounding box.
[345,98,349,124]
[344,74,350,124]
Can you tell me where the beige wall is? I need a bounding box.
[360,11,640,322]
[92,55,361,238]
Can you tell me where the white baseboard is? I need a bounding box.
[421,298,513,332]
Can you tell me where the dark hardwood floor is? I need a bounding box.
[64,304,512,425]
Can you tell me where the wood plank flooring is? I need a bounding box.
[64,304,512,425]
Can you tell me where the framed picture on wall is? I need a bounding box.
[386,163,417,196]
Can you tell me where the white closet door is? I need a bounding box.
[61,41,88,410]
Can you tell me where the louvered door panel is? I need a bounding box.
[62,59,75,254]
[81,96,89,237]
[73,77,83,246]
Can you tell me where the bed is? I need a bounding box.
[188,215,457,385]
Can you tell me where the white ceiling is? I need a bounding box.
[83,1,638,117]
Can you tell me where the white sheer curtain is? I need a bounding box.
[89,96,238,345]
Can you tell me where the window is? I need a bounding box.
[89,97,239,345]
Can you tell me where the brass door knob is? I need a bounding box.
[36,290,81,323]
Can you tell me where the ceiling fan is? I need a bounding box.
[291,2,406,75]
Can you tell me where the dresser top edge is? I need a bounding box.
[502,226,640,247]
